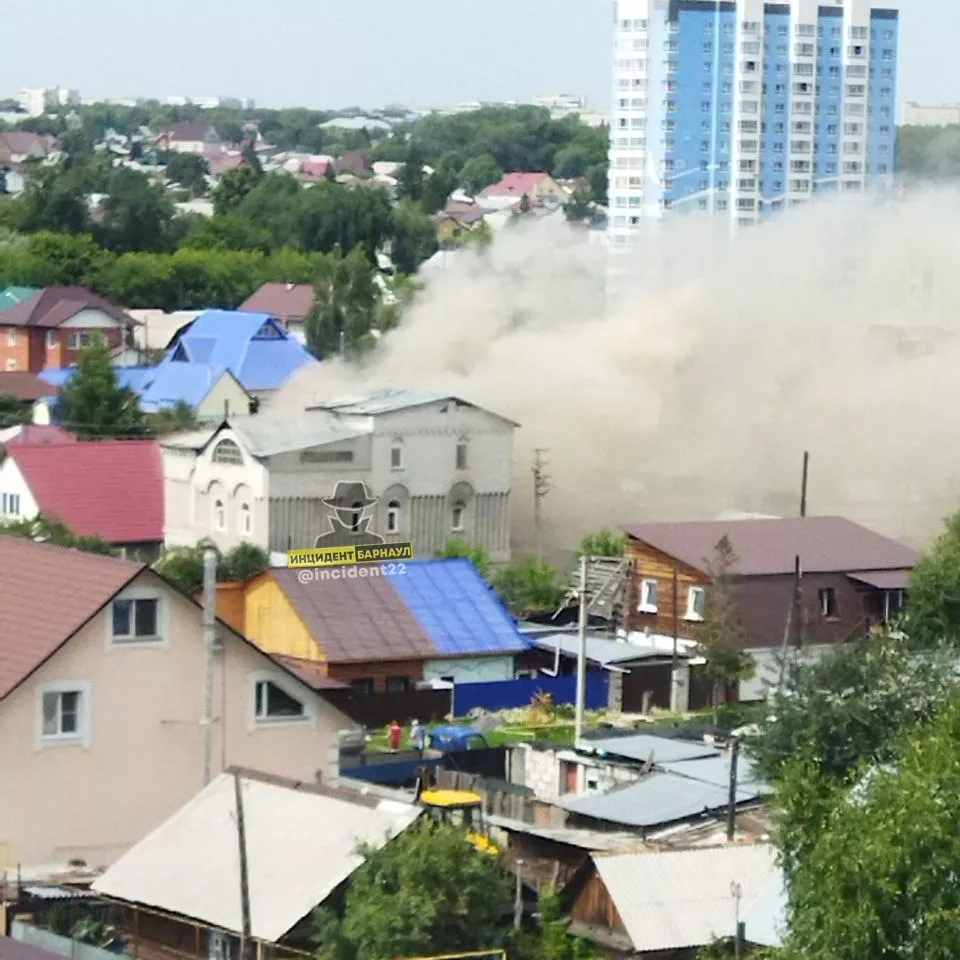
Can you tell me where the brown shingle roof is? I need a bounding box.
[239,283,316,321]
[0,371,58,400]
[0,286,136,330]
[0,537,142,698]
[269,568,437,664]
[622,516,918,577]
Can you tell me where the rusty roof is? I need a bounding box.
[623,516,917,577]
[0,537,142,698]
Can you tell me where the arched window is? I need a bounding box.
[212,439,243,465]
[451,500,466,532]
[214,499,226,531]
[350,502,363,532]
[386,500,401,534]
[240,503,252,535]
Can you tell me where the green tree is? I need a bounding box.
[314,821,513,960]
[532,891,596,960]
[553,145,589,180]
[145,400,197,436]
[222,541,269,582]
[0,512,114,555]
[20,231,114,286]
[97,166,176,253]
[752,631,959,784]
[304,246,379,358]
[396,141,427,203]
[697,536,754,722]
[577,529,626,558]
[459,154,504,196]
[420,166,457,215]
[165,152,210,197]
[564,183,594,223]
[491,556,565,617]
[435,537,491,578]
[154,541,221,594]
[54,334,147,438]
[12,164,90,235]
[586,162,608,206]
[906,508,960,647]
[390,200,438,274]
[213,161,263,215]
[780,697,960,960]
[0,393,33,428]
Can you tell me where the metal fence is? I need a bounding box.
[452,671,609,717]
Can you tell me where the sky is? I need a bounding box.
[2,0,957,112]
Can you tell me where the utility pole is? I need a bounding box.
[574,555,588,747]
[671,567,679,713]
[233,773,253,960]
[531,449,552,563]
[513,859,524,930]
[202,548,217,788]
[776,555,802,692]
[726,736,740,841]
[800,450,810,517]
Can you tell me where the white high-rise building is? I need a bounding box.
[607,0,900,245]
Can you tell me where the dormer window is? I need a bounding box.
[254,321,284,339]
[171,342,189,362]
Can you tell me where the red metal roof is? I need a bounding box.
[623,516,917,577]
[481,172,550,196]
[0,537,142,698]
[0,286,136,330]
[9,440,164,544]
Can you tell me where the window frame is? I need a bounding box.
[390,440,404,470]
[46,330,56,349]
[455,438,468,471]
[819,586,839,619]
[638,578,658,613]
[386,500,401,534]
[36,680,92,748]
[214,498,226,532]
[6,327,16,346]
[211,438,244,465]
[248,671,315,729]
[685,586,706,621]
[107,587,169,647]
[451,501,466,532]
[240,502,252,535]
[386,675,410,694]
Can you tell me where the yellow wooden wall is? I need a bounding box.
[242,574,326,664]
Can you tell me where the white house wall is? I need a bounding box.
[0,458,39,521]
[195,375,253,422]
[423,655,514,685]
[59,309,125,330]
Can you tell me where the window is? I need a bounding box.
[386,500,400,534]
[5,358,15,371]
[390,441,403,470]
[351,678,375,695]
[387,676,410,694]
[212,439,243,465]
[819,587,839,619]
[214,499,225,531]
[112,597,160,642]
[0,492,20,515]
[451,501,465,532]
[6,328,15,345]
[455,439,468,470]
[68,332,91,350]
[46,331,56,349]
[638,578,658,613]
[686,586,706,621]
[40,687,86,741]
[240,503,252,535]
[254,679,306,721]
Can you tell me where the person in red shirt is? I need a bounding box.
[388,720,402,751]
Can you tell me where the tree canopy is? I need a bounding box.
[576,529,626,558]
[54,334,147,438]
[905,507,960,647]
[435,537,492,578]
[153,541,270,594]
[0,512,114,555]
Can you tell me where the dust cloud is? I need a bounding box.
[272,188,960,565]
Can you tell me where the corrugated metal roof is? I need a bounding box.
[311,388,519,426]
[581,734,719,765]
[529,634,683,667]
[594,844,780,952]
[228,409,371,457]
[658,754,770,792]
[92,772,421,942]
[847,569,910,590]
[742,876,787,947]
[559,773,761,829]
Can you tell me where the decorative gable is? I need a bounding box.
[254,319,286,340]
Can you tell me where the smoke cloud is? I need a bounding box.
[272,189,960,565]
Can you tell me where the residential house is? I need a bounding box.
[0,286,138,373]
[623,516,917,701]
[566,844,783,956]
[0,424,75,460]
[214,557,528,691]
[0,132,58,169]
[156,123,222,155]
[0,371,58,424]
[126,309,202,352]
[479,172,566,209]
[436,203,490,248]
[91,770,420,957]
[333,150,372,178]
[158,310,319,397]
[160,389,517,560]
[0,538,358,868]
[0,440,164,559]
[238,282,316,341]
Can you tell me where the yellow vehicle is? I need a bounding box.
[418,787,500,855]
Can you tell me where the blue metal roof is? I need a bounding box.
[560,773,762,829]
[389,558,528,657]
[139,363,236,413]
[40,365,156,393]
[165,310,318,391]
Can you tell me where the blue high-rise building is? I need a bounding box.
[607,0,900,244]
